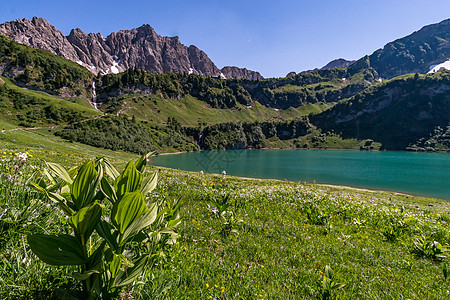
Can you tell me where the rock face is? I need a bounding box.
[0,17,80,62]
[321,58,354,70]
[368,18,450,78]
[220,66,263,80]
[285,71,297,77]
[0,17,262,79]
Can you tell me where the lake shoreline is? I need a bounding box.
[156,147,450,156]
[152,149,450,200]
[153,165,446,202]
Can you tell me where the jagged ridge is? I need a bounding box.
[0,17,262,79]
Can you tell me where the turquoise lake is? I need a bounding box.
[151,149,450,200]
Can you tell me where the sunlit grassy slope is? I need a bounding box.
[101,93,334,126]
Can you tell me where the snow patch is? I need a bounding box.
[428,59,450,73]
[76,60,84,66]
[378,78,383,83]
[188,68,194,75]
[341,78,346,81]
[110,60,120,74]
[219,72,227,80]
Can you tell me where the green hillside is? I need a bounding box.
[96,66,380,112]
[100,93,332,127]
[0,76,100,127]
[0,35,93,97]
[311,71,450,150]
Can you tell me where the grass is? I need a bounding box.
[1,140,450,298]
[0,118,136,167]
[141,169,450,299]
[103,94,332,126]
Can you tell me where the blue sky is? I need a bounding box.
[1,0,449,77]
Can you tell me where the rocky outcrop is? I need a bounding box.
[0,17,79,62]
[285,71,297,77]
[220,66,263,80]
[321,58,354,70]
[0,17,262,79]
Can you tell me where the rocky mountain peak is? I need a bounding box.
[31,16,52,28]
[0,17,263,79]
[220,66,263,80]
[0,17,80,62]
[321,58,354,70]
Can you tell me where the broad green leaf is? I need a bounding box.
[60,185,70,195]
[141,172,158,195]
[28,182,47,194]
[121,203,158,244]
[135,152,154,173]
[68,166,78,179]
[103,158,120,180]
[159,227,179,235]
[112,191,149,235]
[100,177,117,203]
[48,192,75,215]
[27,234,86,266]
[71,161,99,210]
[109,253,122,279]
[69,202,102,245]
[167,218,182,228]
[46,162,73,185]
[112,255,149,288]
[114,161,143,200]
[43,168,57,185]
[96,220,119,250]
[73,269,101,281]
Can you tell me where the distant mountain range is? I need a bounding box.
[1,17,450,80]
[289,18,450,78]
[0,17,263,80]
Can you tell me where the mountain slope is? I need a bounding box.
[311,72,450,150]
[0,34,93,97]
[367,18,450,78]
[0,17,262,79]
